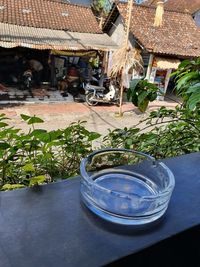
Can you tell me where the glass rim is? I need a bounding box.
[80,148,175,200]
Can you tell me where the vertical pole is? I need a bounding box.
[145,53,154,81]
[102,51,108,74]
[118,0,134,116]
[50,54,55,87]
[99,16,104,29]
[124,0,134,48]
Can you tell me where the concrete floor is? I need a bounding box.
[0,101,178,139]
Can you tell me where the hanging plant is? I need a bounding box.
[92,0,111,16]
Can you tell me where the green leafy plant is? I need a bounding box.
[103,106,200,159]
[92,0,111,16]
[173,57,200,110]
[104,58,200,157]
[0,114,101,191]
[127,79,159,112]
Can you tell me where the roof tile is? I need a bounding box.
[144,0,200,14]
[117,3,200,57]
[0,0,102,33]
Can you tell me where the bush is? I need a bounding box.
[103,106,200,159]
[0,114,100,190]
[1,106,200,191]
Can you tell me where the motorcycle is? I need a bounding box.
[84,79,120,106]
[20,69,33,90]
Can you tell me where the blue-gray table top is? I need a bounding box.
[0,153,200,267]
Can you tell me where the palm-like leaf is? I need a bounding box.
[174,57,200,110]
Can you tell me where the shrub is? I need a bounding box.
[103,106,200,159]
[0,114,100,190]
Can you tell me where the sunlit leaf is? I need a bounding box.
[20,114,31,121]
[23,163,35,173]
[2,184,25,191]
[28,116,44,124]
[88,132,101,141]
[29,175,46,186]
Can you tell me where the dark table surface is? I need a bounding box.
[0,153,200,267]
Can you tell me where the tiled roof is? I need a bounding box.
[0,22,117,50]
[115,3,200,57]
[144,0,200,14]
[0,0,102,33]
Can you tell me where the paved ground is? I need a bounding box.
[0,100,178,138]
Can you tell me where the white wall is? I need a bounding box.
[108,15,126,46]
[108,14,136,48]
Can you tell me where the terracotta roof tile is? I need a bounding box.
[144,0,200,14]
[0,0,102,33]
[116,3,200,57]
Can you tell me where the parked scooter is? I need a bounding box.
[84,79,120,106]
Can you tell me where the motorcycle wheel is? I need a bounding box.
[85,92,98,106]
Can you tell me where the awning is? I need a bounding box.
[153,57,181,69]
[0,22,117,51]
[51,50,97,57]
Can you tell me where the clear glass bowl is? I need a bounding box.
[80,149,175,226]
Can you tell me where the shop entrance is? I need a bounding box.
[0,48,103,103]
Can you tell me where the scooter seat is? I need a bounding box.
[89,85,105,91]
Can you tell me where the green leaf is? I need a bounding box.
[2,184,25,191]
[186,83,200,94]
[20,114,31,121]
[0,122,8,127]
[38,130,62,143]
[178,59,191,69]
[138,91,149,105]
[129,79,141,92]
[29,175,46,186]
[148,92,157,101]
[28,116,44,124]
[88,132,101,141]
[176,71,199,91]
[23,163,35,173]
[131,93,138,106]
[187,90,200,110]
[127,79,142,100]
[0,142,10,150]
[126,139,133,146]
[30,129,47,137]
[0,114,9,121]
[138,98,149,112]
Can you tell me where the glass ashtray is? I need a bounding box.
[80,149,175,226]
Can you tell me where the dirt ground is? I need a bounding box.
[0,101,177,139]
